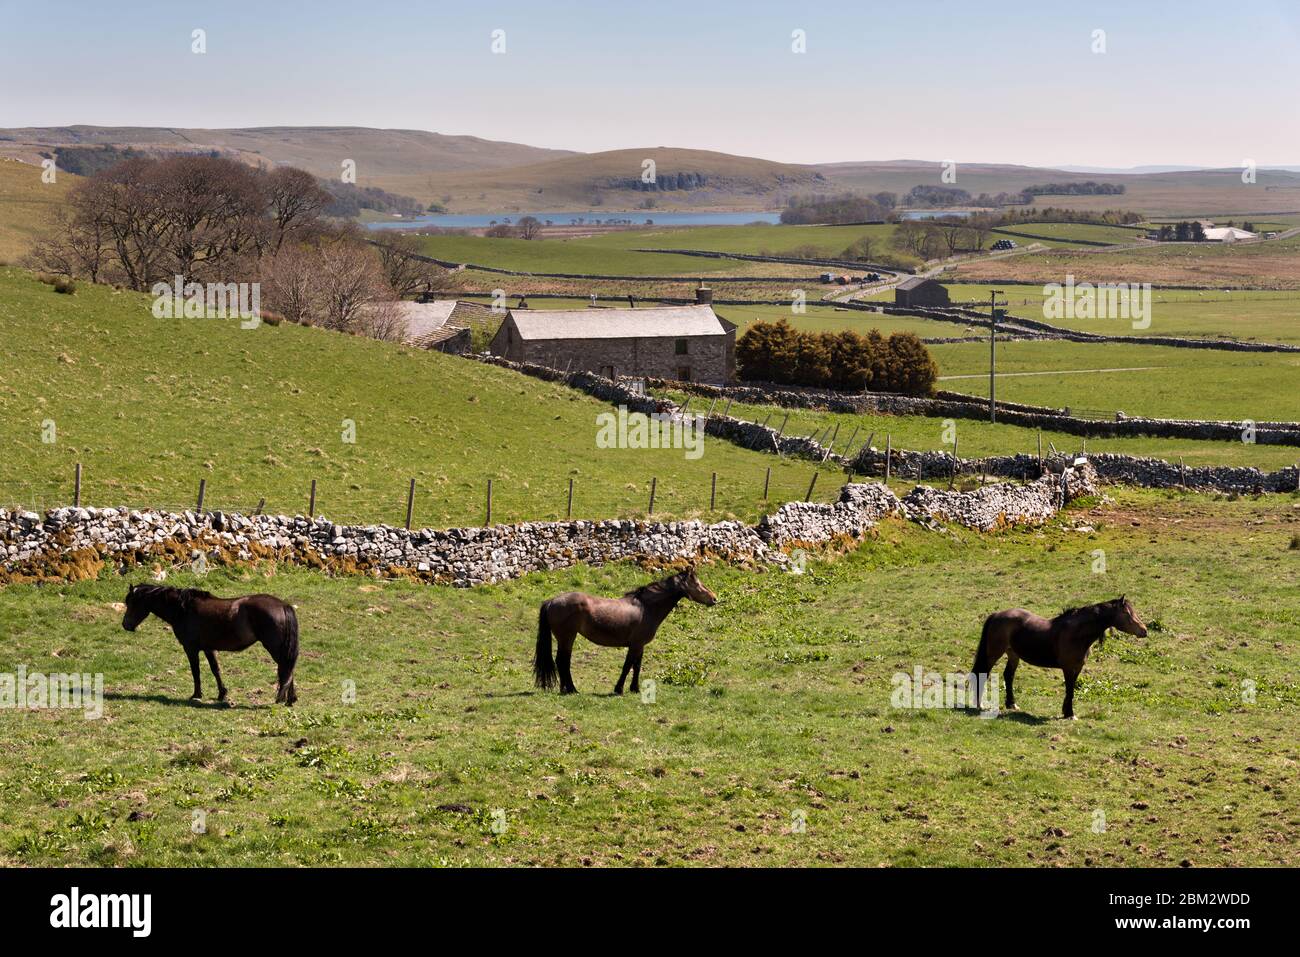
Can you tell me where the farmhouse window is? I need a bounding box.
[675,338,689,355]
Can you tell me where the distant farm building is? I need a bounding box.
[489,299,736,383]
[894,277,950,308]
[1202,225,1257,242]
[395,300,493,354]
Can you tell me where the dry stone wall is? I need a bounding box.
[0,465,1099,586]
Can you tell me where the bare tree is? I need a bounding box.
[373,233,451,299]
[516,215,543,240]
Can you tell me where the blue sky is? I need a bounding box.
[1,0,1296,166]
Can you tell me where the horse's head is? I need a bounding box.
[1110,595,1147,638]
[121,584,151,631]
[677,566,717,607]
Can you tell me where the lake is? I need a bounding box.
[366,210,783,230]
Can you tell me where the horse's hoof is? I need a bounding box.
[613,688,624,696]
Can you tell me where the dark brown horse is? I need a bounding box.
[970,596,1147,719]
[534,566,717,695]
[122,584,300,706]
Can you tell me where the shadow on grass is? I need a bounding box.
[961,706,1051,725]
[103,692,268,710]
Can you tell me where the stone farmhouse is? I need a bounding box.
[488,300,736,383]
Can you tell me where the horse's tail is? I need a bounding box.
[967,614,997,707]
[274,604,299,706]
[533,602,558,690]
[971,615,995,678]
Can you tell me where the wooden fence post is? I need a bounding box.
[486,479,493,525]
[885,435,892,482]
[196,478,206,515]
[308,479,316,518]
[710,472,717,510]
[805,470,819,502]
[722,398,733,419]
[255,497,265,516]
[405,478,416,530]
[949,436,959,489]
[762,466,771,501]
[74,463,82,508]
[567,478,574,519]
[836,425,860,464]
[648,477,657,515]
[1037,431,1043,471]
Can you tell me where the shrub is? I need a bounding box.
[736,321,936,396]
[53,278,77,294]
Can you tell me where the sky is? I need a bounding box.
[2,0,1297,168]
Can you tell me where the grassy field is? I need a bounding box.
[0,268,845,523]
[949,233,1300,288]
[0,158,74,262]
[929,339,1300,422]
[1,488,1296,866]
[859,283,1300,345]
[657,390,1300,470]
[989,222,1150,247]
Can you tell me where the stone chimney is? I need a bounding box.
[695,284,713,305]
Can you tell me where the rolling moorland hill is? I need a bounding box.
[375,147,829,211]
[0,126,578,179]
[3,127,1298,217]
[818,161,1300,218]
[0,157,75,261]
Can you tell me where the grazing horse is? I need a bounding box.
[534,566,717,695]
[122,584,299,706]
[969,596,1147,719]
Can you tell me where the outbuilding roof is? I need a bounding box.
[897,276,939,291]
[506,304,726,341]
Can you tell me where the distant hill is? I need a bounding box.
[0,158,76,261]
[0,126,578,179]
[2,126,1297,218]
[814,160,1300,217]
[377,147,829,212]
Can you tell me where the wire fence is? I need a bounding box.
[0,461,849,531]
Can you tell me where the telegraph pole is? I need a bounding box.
[988,289,1004,423]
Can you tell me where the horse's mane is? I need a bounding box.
[1057,599,1117,624]
[132,584,216,608]
[623,573,682,601]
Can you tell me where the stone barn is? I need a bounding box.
[489,302,736,383]
[894,277,950,308]
[394,300,493,354]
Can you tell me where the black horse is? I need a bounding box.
[122,584,299,705]
[970,596,1148,719]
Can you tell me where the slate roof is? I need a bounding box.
[506,304,726,341]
